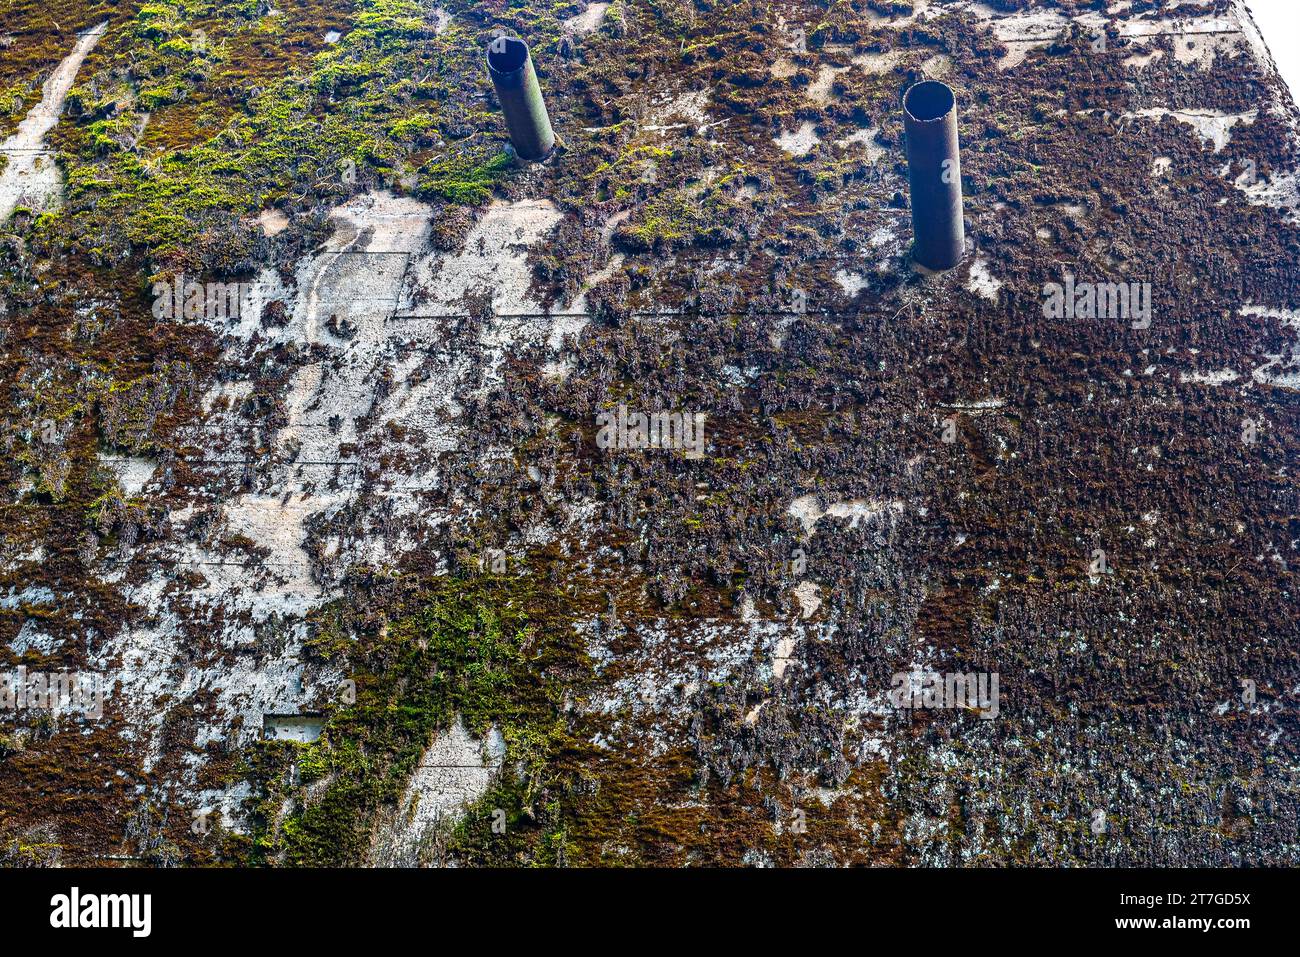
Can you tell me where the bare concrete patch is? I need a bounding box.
[369,719,506,865]
[1119,14,1245,71]
[564,2,610,35]
[770,57,798,79]
[775,121,820,156]
[835,269,870,297]
[967,257,1003,301]
[220,492,345,597]
[1232,167,1300,226]
[98,454,156,496]
[807,65,846,105]
[0,21,108,221]
[789,494,905,534]
[988,8,1069,70]
[837,126,885,161]
[1243,305,1300,387]
[1125,107,1256,153]
[921,53,953,78]
[852,50,905,73]
[643,89,713,135]
[1179,368,1240,385]
[772,633,799,677]
[792,582,821,621]
[402,197,563,320]
[256,208,290,236]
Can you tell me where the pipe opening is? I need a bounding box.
[904,81,955,122]
[488,36,529,74]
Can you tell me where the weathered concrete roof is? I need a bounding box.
[0,0,1296,866]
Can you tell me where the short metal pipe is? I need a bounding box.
[487,36,555,162]
[903,80,965,271]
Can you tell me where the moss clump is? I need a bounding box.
[619,182,742,251]
[243,572,580,866]
[415,149,512,205]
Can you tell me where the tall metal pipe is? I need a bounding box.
[487,35,555,162]
[903,80,965,271]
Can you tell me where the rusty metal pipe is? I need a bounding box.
[903,80,965,271]
[487,35,555,162]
